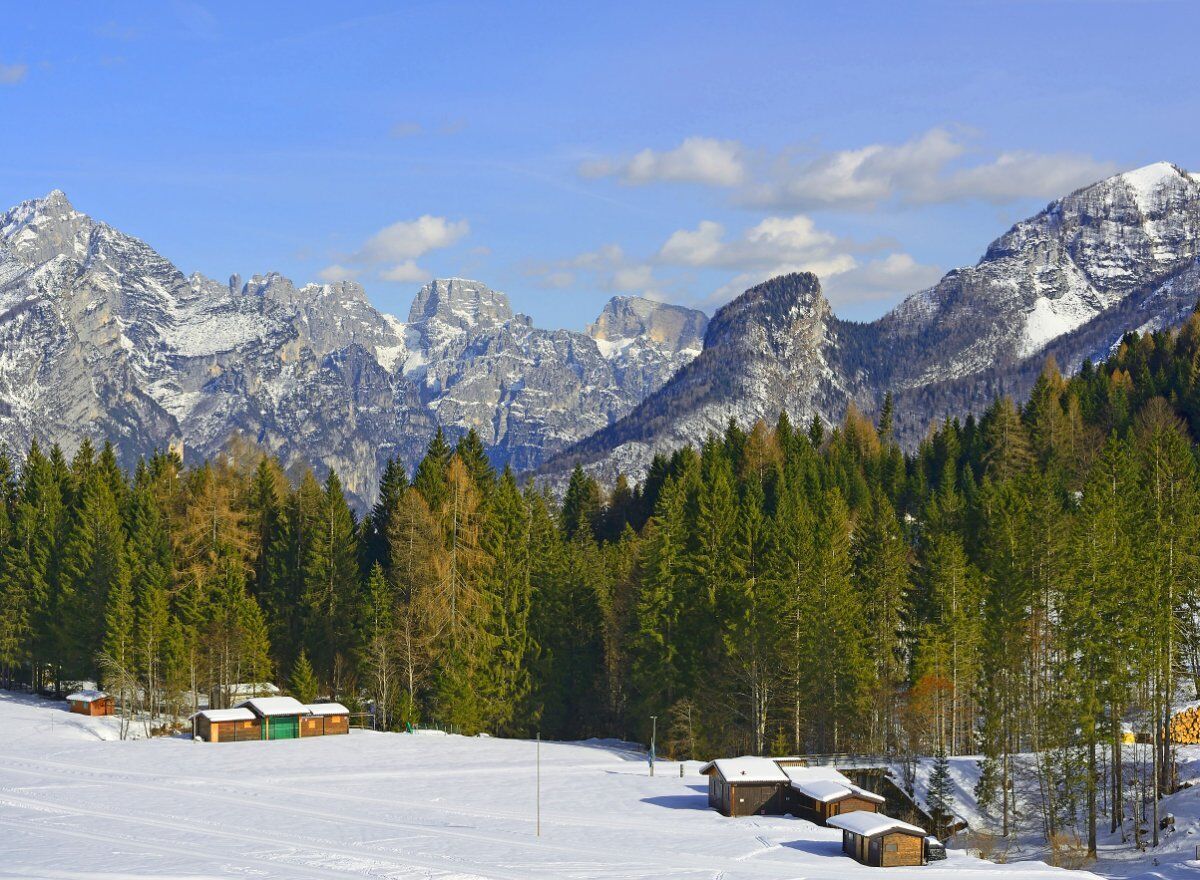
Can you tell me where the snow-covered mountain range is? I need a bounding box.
[547,162,1200,483]
[0,190,706,505]
[6,162,1200,501]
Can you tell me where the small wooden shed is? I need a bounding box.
[700,757,791,817]
[302,702,350,736]
[238,696,309,740]
[783,766,885,826]
[66,690,113,716]
[828,810,927,868]
[191,707,260,742]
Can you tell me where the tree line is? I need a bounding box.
[5,315,1200,853]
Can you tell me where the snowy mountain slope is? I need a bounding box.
[0,193,706,505]
[546,163,1200,485]
[0,692,1090,880]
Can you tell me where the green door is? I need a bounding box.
[264,715,299,740]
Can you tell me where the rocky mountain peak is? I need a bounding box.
[703,272,830,353]
[408,278,514,328]
[587,295,707,355]
[0,189,93,266]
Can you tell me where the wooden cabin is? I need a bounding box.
[238,696,309,740]
[783,766,885,826]
[66,690,113,716]
[302,702,350,736]
[191,707,260,742]
[700,757,791,816]
[828,811,927,868]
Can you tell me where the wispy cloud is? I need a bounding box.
[582,128,1116,211]
[580,137,745,187]
[529,211,942,311]
[0,63,28,85]
[389,122,423,139]
[319,215,469,284]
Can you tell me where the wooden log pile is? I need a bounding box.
[1170,705,1200,744]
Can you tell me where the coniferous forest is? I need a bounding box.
[7,314,1200,851]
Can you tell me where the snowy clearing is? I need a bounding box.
[0,692,1094,879]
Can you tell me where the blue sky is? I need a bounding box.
[1,1,1195,328]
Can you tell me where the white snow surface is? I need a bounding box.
[700,755,789,783]
[303,702,349,716]
[64,690,107,703]
[827,809,926,837]
[237,695,308,716]
[0,691,1091,879]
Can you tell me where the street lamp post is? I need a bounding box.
[650,714,658,777]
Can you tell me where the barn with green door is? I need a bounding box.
[238,696,309,740]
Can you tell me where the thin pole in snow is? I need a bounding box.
[650,715,657,777]
[536,731,541,837]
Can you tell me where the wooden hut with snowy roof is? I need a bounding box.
[190,707,261,742]
[237,696,309,740]
[782,766,885,826]
[301,702,350,736]
[700,757,791,816]
[827,811,927,867]
[66,690,113,716]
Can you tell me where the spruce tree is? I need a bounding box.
[290,649,319,704]
[927,749,954,833]
[412,428,452,511]
[301,470,360,688]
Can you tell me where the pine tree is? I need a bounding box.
[60,470,130,680]
[475,468,533,735]
[799,488,871,752]
[361,563,396,729]
[290,649,319,704]
[412,428,452,511]
[927,749,954,832]
[561,465,601,540]
[365,457,406,573]
[853,490,910,750]
[301,470,360,689]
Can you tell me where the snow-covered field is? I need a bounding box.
[0,691,1096,880]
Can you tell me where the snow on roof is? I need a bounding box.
[699,756,789,783]
[190,707,255,723]
[237,696,309,717]
[304,702,349,716]
[827,810,925,838]
[225,682,281,698]
[783,765,852,785]
[783,767,885,804]
[65,690,107,703]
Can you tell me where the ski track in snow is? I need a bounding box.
[0,693,1093,879]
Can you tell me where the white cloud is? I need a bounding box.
[526,244,668,299]
[584,128,1115,211]
[821,253,944,307]
[379,260,430,283]
[923,150,1117,204]
[0,63,28,85]
[320,215,469,285]
[357,215,469,263]
[316,263,359,282]
[580,137,745,187]
[658,215,843,271]
[390,121,423,138]
[746,128,1116,210]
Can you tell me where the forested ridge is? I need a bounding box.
[6,313,1200,851]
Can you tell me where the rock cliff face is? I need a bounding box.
[0,193,705,505]
[546,163,1200,484]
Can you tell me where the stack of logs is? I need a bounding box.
[1169,705,1200,744]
